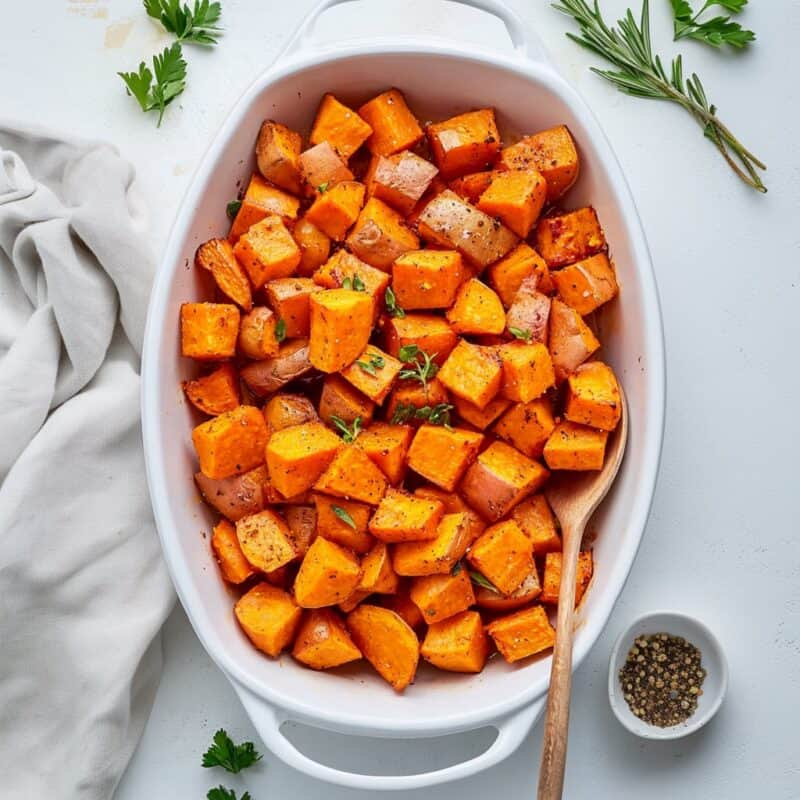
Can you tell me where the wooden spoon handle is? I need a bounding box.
[537,523,583,800]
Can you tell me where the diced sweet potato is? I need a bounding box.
[346,197,419,270]
[498,341,555,403]
[305,181,366,240]
[407,424,483,491]
[384,314,457,366]
[347,604,420,691]
[358,89,424,156]
[564,361,621,431]
[240,338,312,397]
[548,298,601,382]
[292,608,362,669]
[437,339,502,410]
[393,512,473,576]
[499,125,579,202]
[477,169,547,238]
[284,504,317,558]
[511,495,561,555]
[195,466,268,521]
[506,276,551,344]
[540,550,593,605]
[385,379,450,425]
[342,540,400,612]
[308,289,374,372]
[467,519,533,594]
[265,421,341,497]
[535,207,606,268]
[449,169,505,203]
[427,108,500,179]
[233,215,301,287]
[421,610,490,673]
[460,440,549,521]
[410,565,475,624]
[367,150,438,215]
[265,277,322,339]
[238,306,281,360]
[262,471,310,506]
[392,249,464,310]
[196,238,253,310]
[380,591,424,630]
[486,605,555,663]
[294,536,362,608]
[180,302,240,361]
[354,422,413,484]
[487,243,552,307]
[313,250,389,316]
[313,493,373,553]
[298,141,354,196]
[452,395,511,430]
[183,363,240,416]
[369,488,444,543]
[315,445,389,505]
[293,218,331,276]
[445,278,505,335]
[543,420,608,471]
[494,398,555,458]
[406,175,448,226]
[192,405,268,480]
[340,344,402,405]
[235,582,302,657]
[417,190,518,269]
[552,253,618,315]
[412,486,485,544]
[474,563,541,611]
[310,93,372,159]
[255,120,303,195]
[211,519,256,584]
[235,508,297,572]
[319,374,375,426]
[228,173,300,241]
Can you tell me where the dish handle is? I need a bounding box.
[234,683,544,790]
[277,0,550,65]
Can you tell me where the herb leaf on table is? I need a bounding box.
[670,0,755,48]
[118,42,187,127]
[207,787,252,800]
[144,0,223,46]
[202,728,262,773]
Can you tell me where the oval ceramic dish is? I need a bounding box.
[141,0,666,790]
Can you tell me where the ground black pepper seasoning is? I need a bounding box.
[618,632,706,727]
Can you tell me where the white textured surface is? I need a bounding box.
[2,1,799,797]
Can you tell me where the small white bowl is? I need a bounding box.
[608,611,728,740]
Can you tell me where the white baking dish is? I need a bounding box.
[141,0,666,790]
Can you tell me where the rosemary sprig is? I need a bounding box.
[398,344,439,389]
[384,286,405,318]
[330,415,362,443]
[355,352,386,375]
[553,0,766,192]
[390,402,453,427]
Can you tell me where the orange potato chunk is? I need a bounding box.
[340,344,402,405]
[413,486,485,544]
[263,393,318,433]
[407,424,483,491]
[486,605,556,663]
[314,445,389,505]
[540,550,594,606]
[183,363,240,416]
[313,250,389,318]
[308,289,374,372]
[551,253,618,316]
[535,207,606,268]
[233,215,301,288]
[437,339,502,410]
[452,395,511,430]
[564,361,622,431]
[228,173,300,241]
[410,565,475,624]
[194,466,268,522]
[305,181,366,240]
[511,495,561,555]
[543,420,608,471]
[265,277,322,339]
[393,512,474,576]
[477,169,547,238]
[384,314,457,366]
[235,508,297,573]
[265,421,341,497]
[346,197,419,271]
[238,306,281,360]
[211,519,256,584]
[494,398,555,459]
[235,582,302,657]
[498,341,555,403]
[284,504,317,558]
[446,278,505,336]
[392,250,464,310]
[255,120,303,195]
[294,536,362,608]
[421,610,490,673]
[487,243,552,307]
[506,276,551,345]
[298,141,355,196]
[367,150,439,215]
[196,238,253,310]
[358,89,424,156]
[294,218,331,277]
[319,374,375,426]
[380,592,425,630]
[474,564,541,611]
[192,404,267,480]
[467,519,533,595]
[448,169,505,203]
[292,608,362,669]
[427,108,500,179]
[240,339,312,398]
[369,488,444,543]
[354,422,413,484]
[313,493,373,553]
[341,540,401,611]
[180,302,239,361]
[548,298,601,383]
[310,93,372,159]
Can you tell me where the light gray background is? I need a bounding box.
[2,1,798,797]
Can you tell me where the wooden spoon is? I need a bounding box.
[537,389,629,800]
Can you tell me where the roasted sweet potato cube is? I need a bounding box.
[467,519,533,595]
[354,422,413,484]
[437,339,502,410]
[284,504,317,558]
[238,307,281,360]
[410,565,475,624]
[487,243,552,307]
[340,344,402,405]
[392,249,464,310]
[460,440,549,521]
[564,361,622,431]
[235,582,302,657]
[346,197,419,270]
[313,493,373,553]
[294,218,331,276]
[427,108,500,179]
[358,89,424,156]
[240,338,312,397]
[347,604,420,691]
[540,550,593,605]
[196,238,253,310]
[235,508,297,572]
[194,466,268,521]
[298,141,355,197]
[552,253,618,316]
[494,398,555,458]
[384,313,457,366]
[406,175,448,226]
[292,608,362,669]
[265,421,341,497]
[543,421,608,471]
[319,374,375,426]
[183,363,240,416]
[313,250,389,314]
[294,536,362,608]
[452,395,511,430]
[211,519,256,584]
[511,495,561,555]
[367,150,438,215]
[180,302,239,361]
[535,207,606,268]
[385,379,450,425]
[486,605,556,663]
[310,93,373,159]
[308,288,374,372]
[305,181,365,240]
[343,540,400,609]
[407,424,483,491]
[315,445,389,505]
[499,125,579,202]
[380,591,425,630]
[477,169,547,238]
[498,341,555,403]
[393,512,473,576]
[446,278,505,335]
[192,405,267,480]
[369,488,444,543]
[262,472,310,506]
[255,120,303,195]
[474,563,541,611]
[233,215,301,288]
[449,169,505,203]
[548,298,601,382]
[413,487,485,543]
[421,610,490,673]
[506,276,551,345]
[228,174,300,242]
[264,277,321,339]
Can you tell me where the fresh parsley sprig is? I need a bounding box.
[670,0,754,48]
[202,729,262,774]
[553,0,766,192]
[508,326,533,342]
[384,286,405,318]
[390,402,453,427]
[330,415,362,443]
[144,0,223,45]
[207,788,251,800]
[118,42,187,127]
[398,344,439,389]
[355,352,386,375]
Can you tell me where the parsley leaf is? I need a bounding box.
[118,42,187,126]
[144,0,223,46]
[669,0,754,48]
[468,569,500,593]
[332,505,357,529]
[274,318,287,343]
[330,415,362,444]
[508,326,532,342]
[202,729,262,774]
[226,199,242,220]
[356,352,385,375]
[317,181,330,193]
[384,286,405,318]
[207,787,252,800]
